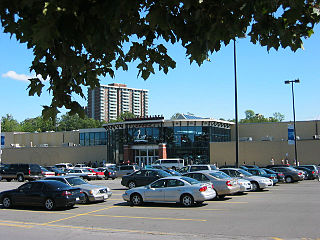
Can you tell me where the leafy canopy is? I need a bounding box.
[1,0,319,119]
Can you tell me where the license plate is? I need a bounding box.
[76,197,79,201]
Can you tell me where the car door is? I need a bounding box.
[144,179,166,201]
[14,182,33,205]
[132,170,147,186]
[164,179,185,202]
[25,182,45,206]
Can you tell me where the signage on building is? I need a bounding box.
[134,129,148,143]
[1,136,4,147]
[288,124,295,145]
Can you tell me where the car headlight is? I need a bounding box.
[89,189,99,195]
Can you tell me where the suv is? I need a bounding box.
[178,165,217,174]
[0,163,43,182]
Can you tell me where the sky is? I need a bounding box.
[1,25,320,123]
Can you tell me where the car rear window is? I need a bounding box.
[181,177,200,185]
[45,181,70,190]
[209,172,231,179]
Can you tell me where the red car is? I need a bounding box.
[88,168,105,180]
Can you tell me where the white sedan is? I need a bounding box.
[122,176,216,207]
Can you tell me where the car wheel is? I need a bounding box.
[180,194,194,207]
[112,178,115,180]
[17,175,24,182]
[285,176,293,183]
[2,196,12,208]
[128,181,136,189]
[44,198,55,210]
[83,194,90,204]
[6,179,12,182]
[251,182,259,191]
[130,193,143,206]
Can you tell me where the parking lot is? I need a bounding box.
[0,179,320,240]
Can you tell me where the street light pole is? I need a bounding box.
[234,39,239,168]
[285,79,300,166]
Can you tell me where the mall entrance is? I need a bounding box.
[132,145,159,167]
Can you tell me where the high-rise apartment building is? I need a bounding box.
[87,83,149,122]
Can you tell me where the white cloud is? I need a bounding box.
[1,71,48,82]
[2,71,32,82]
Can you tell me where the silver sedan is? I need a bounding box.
[183,171,241,198]
[122,176,216,207]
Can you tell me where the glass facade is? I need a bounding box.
[104,121,231,164]
[80,132,107,146]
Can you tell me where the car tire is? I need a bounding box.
[44,198,55,210]
[83,194,90,204]
[130,193,143,206]
[17,175,24,182]
[180,194,194,207]
[6,179,11,182]
[285,176,293,183]
[2,196,12,208]
[128,181,136,189]
[251,181,259,191]
[112,178,115,180]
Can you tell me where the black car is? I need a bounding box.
[262,168,285,182]
[293,166,315,180]
[0,180,84,210]
[298,165,319,180]
[270,167,304,183]
[121,169,171,189]
[0,163,43,182]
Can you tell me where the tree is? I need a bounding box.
[57,114,103,131]
[109,112,136,123]
[1,1,319,119]
[1,114,21,132]
[240,110,285,123]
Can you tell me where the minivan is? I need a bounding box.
[153,159,184,170]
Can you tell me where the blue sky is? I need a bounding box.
[1,25,320,122]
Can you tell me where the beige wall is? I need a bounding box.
[233,120,320,141]
[2,145,109,166]
[210,140,320,167]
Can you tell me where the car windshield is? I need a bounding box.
[181,176,200,185]
[209,171,232,179]
[158,170,171,177]
[238,169,253,176]
[66,177,88,186]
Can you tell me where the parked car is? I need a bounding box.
[293,166,315,180]
[87,168,105,180]
[54,163,74,170]
[45,166,66,176]
[241,165,260,169]
[97,167,117,180]
[122,176,216,207]
[152,159,184,170]
[121,169,171,189]
[0,163,43,182]
[0,180,84,210]
[74,164,87,168]
[183,171,241,198]
[246,168,278,185]
[269,167,304,183]
[219,168,273,191]
[147,165,182,176]
[44,176,112,203]
[262,168,285,182]
[265,164,291,168]
[297,165,319,179]
[40,166,55,178]
[218,165,249,171]
[178,165,218,174]
[116,165,140,177]
[66,168,96,180]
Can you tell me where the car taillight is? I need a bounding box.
[279,173,284,176]
[29,170,31,175]
[212,184,214,189]
[226,180,232,186]
[61,191,72,196]
[199,186,207,192]
[312,171,315,174]
[109,172,112,175]
[80,190,83,194]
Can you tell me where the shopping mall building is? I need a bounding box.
[1,114,320,167]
